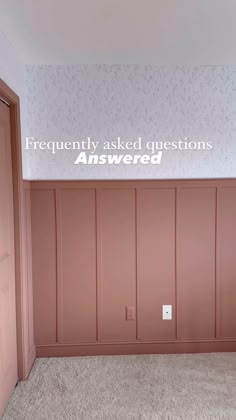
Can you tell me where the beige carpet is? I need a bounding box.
[2,353,236,420]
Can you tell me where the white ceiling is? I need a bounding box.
[0,0,236,64]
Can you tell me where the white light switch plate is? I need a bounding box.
[162,305,172,320]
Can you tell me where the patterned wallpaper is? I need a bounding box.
[24,65,236,179]
[0,30,24,97]
[0,31,27,155]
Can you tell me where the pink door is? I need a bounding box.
[0,100,18,416]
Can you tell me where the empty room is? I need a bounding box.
[0,1,236,419]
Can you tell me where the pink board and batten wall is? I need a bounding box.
[29,179,236,357]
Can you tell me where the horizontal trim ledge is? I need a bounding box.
[25,179,236,191]
[24,178,236,182]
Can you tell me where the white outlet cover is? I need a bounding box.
[162,305,172,320]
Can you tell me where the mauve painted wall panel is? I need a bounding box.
[217,187,236,338]
[31,190,57,344]
[30,181,236,352]
[98,189,136,341]
[58,190,97,343]
[137,188,176,340]
[177,187,216,339]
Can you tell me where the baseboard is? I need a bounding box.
[36,339,236,358]
[24,345,36,379]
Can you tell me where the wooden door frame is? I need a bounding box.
[0,79,31,380]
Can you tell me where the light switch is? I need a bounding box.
[126,306,136,321]
[162,305,172,320]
